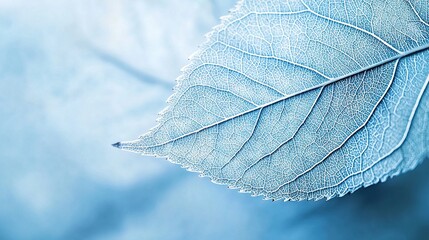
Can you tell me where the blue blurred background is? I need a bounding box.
[0,1,428,239]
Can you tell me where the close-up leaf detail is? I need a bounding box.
[117,0,429,201]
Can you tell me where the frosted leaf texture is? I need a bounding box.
[117,0,429,201]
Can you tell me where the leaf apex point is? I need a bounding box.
[112,142,121,148]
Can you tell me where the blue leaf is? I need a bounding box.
[117,0,429,201]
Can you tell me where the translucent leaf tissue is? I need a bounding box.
[115,0,429,201]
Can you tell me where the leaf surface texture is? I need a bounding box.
[119,0,429,201]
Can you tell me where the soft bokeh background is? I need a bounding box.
[1,1,428,239]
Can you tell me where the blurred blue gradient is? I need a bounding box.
[0,1,428,239]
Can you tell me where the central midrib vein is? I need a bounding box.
[126,42,429,149]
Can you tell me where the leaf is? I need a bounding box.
[116,0,429,201]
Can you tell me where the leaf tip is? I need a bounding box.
[111,142,122,148]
